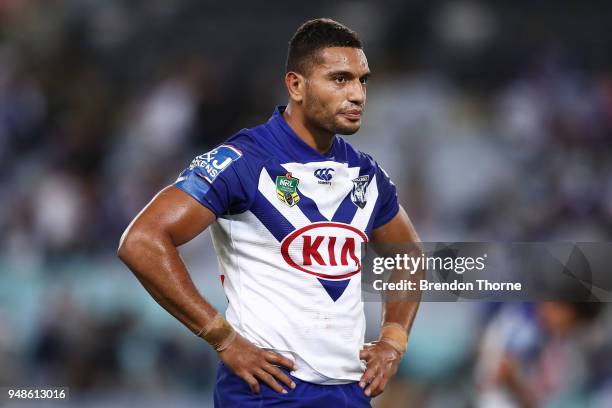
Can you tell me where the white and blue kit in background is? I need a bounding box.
[175,106,399,385]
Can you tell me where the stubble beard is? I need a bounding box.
[304,93,361,136]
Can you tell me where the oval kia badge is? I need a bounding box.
[280,222,368,280]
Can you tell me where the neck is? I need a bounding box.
[283,102,335,155]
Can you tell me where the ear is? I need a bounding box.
[285,71,305,104]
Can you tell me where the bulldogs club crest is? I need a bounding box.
[276,172,301,207]
[350,175,369,209]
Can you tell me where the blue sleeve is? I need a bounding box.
[173,144,253,216]
[372,164,400,229]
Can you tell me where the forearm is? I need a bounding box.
[118,230,217,335]
[501,359,537,408]
[507,379,537,408]
[381,299,419,332]
[379,242,423,351]
[371,206,422,343]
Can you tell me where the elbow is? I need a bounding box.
[117,224,169,269]
[117,226,144,265]
[117,231,131,264]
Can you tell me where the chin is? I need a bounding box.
[335,124,361,135]
[338,128,359,135]
[332,119,361,135]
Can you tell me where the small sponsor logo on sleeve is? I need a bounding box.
[189,144,242,183]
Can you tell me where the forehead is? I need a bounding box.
[313,47,369,75]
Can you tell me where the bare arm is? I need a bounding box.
[118,186,296,394]
[359,205,422,397]
[117,186,218,334]
[373,205,421,335]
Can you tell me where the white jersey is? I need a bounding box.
[175,106,399,384]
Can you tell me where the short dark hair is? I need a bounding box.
[286,18,362,75]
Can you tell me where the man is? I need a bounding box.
[118,18,420,407]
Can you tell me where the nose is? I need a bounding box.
[347,79,365,105]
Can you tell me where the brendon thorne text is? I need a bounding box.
[372,279,522,292]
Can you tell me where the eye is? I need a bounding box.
[360,76,369,85]
[334,76,346,84]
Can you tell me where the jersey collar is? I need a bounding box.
[267,106,345,163]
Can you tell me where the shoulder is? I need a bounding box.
[176,130,266,215]
[336,137,396,193]
[336,136,380,172]
[222,128,272,165]
[187,130,269,176]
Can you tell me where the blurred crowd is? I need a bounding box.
[1,1,612,407]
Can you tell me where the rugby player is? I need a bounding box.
[118,18,420,407]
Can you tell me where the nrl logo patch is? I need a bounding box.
[276,172,301,207]
[351,175,369,209]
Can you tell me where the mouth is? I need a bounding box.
[341,110,362,120]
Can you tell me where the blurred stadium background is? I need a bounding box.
[1,1,612,407]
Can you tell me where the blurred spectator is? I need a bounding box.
[476,302,607,408]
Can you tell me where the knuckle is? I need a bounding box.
[273,370,288,382]
[266,380,281,391]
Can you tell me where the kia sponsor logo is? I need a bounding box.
[280,222,368,279]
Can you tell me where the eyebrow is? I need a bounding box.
[326,70,372,81]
